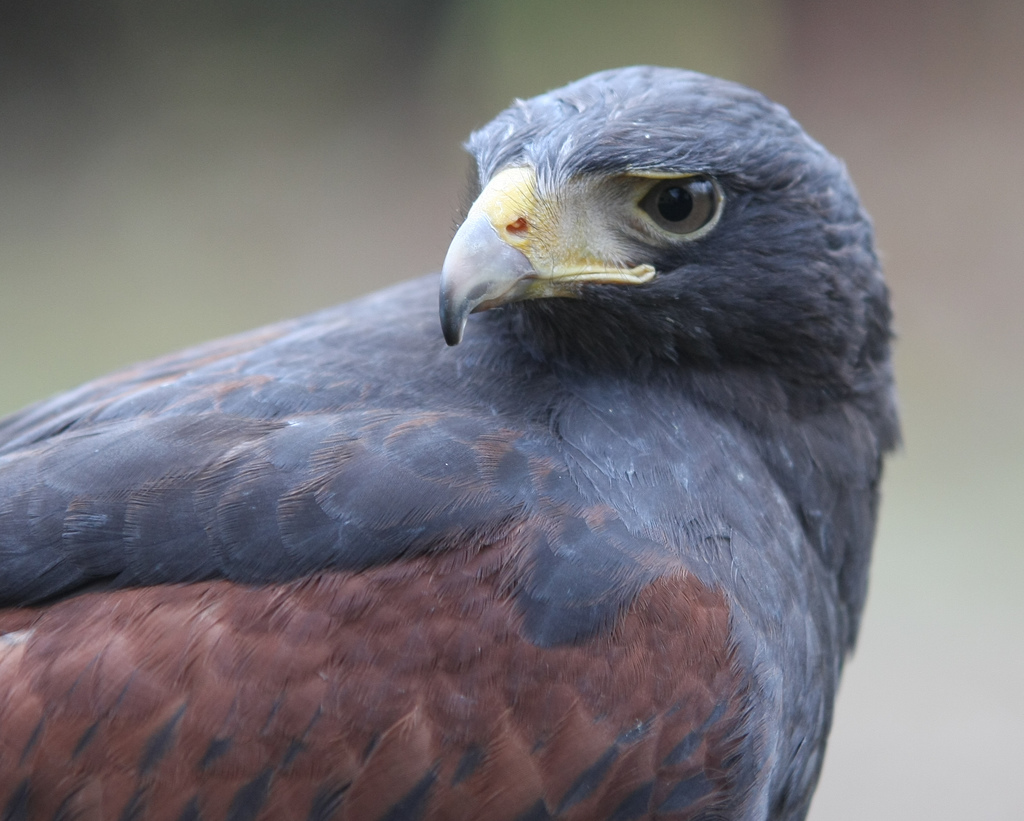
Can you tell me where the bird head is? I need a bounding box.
[440,66,893,404]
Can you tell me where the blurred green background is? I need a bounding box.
[1,1,1021,817]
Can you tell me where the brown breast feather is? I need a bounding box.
[0,541,748,821]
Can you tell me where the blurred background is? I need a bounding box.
[1,1,1021,816]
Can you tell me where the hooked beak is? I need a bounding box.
[438,209,536,346]
[439,167,655,345]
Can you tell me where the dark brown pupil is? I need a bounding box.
[656,186,694,222]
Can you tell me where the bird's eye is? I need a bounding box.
[640,176,720,236]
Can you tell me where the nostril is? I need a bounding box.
[506,217,529,235]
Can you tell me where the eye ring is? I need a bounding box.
[639,175,722,238]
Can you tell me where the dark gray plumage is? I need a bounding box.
[0,67,896,820]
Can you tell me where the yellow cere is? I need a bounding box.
[472,167,540,250]
[473,166,655,286]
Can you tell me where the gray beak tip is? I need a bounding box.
[437,211,536,347]
[439,297,467,346]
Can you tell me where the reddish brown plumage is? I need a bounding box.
[0,541,745,820]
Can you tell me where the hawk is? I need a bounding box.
[0,67,897,820]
